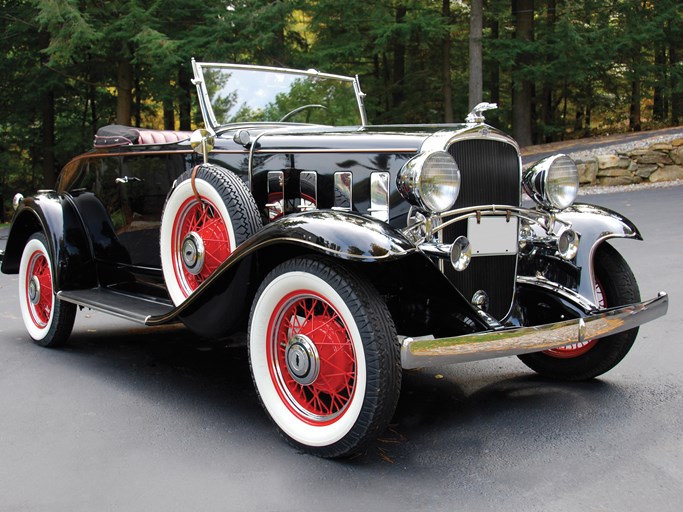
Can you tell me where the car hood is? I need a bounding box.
[216,123,516,153]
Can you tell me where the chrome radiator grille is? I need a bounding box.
[444,139,520,320]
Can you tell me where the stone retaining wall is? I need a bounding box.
[576,137,683,186]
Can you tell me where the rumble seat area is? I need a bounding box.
[94,124,192,147]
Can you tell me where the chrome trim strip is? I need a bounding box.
[401,292,668,369]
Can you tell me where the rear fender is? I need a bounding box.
[0,193,96,290]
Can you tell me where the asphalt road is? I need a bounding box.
[1,186,681,512]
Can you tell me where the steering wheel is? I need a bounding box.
[279,104,328,122]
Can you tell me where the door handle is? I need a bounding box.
[115,176,143,184]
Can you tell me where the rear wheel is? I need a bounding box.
[518,243,640,380]
[248,258,401,458]
[18,233,76,347]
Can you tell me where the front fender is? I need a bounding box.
[556,203,641,304]
[167,210,416,336]
[156,210,490,338]
[0,192,96,290]
[251,210,417,261]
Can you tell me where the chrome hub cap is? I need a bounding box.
[28,276,41,305]
[181,232,205,275]
[285,334,320,386]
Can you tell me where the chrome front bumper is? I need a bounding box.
[401,292,668,369]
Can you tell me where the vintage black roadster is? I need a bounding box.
[0,61,668,457]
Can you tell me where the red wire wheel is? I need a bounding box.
[170,195,231,296]
[18,233,76,346]
[25,250,53,328]
[249,258,401,458]
[267,290,357,425]
[160,164,262,305]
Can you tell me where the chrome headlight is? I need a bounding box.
[523,154,579,210]
[397,150,461,213]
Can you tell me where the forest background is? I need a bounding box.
[1,0,681,220]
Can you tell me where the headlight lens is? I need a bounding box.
[523,154,579,210]
[397,151,461,213]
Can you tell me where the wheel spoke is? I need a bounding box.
[174,197,231,294]
[270,293,356,422]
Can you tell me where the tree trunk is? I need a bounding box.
[392,5,407,109]
[653,43,666,122]
[178,67,192,131]
[163,96,175,130]
[117,58,133,126]
[488,18,501,126]
[468,0,483,111]
[41,89,56,189]
[134,66,142,128]
[541,0,556,142]
[38,31,55,189]
[629,70,641,132]
[90,84,98,135]
[512,0,534,147]
[442,0,454,122]
[671,39,682,124]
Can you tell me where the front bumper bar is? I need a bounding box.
[401,292,668,369]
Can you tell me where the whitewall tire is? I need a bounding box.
[18,233,76,347]
[160,164,261,305]
[249,257,401,458]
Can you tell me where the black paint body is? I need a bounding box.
[2,123,525,338]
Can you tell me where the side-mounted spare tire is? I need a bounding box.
[160,164,262,305]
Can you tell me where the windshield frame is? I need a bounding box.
[191,59,368,130]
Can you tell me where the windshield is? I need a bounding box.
[194,63,364,128]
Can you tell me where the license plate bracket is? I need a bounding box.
[467,216,518,256]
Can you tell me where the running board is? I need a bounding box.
[58,288,174,324]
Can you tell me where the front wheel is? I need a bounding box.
[518,243,641,380]
[248,258,401,458]
[18,233,76,347]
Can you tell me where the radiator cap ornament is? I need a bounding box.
[466,102,498,124]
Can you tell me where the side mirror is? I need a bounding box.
[190,128,216,164]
